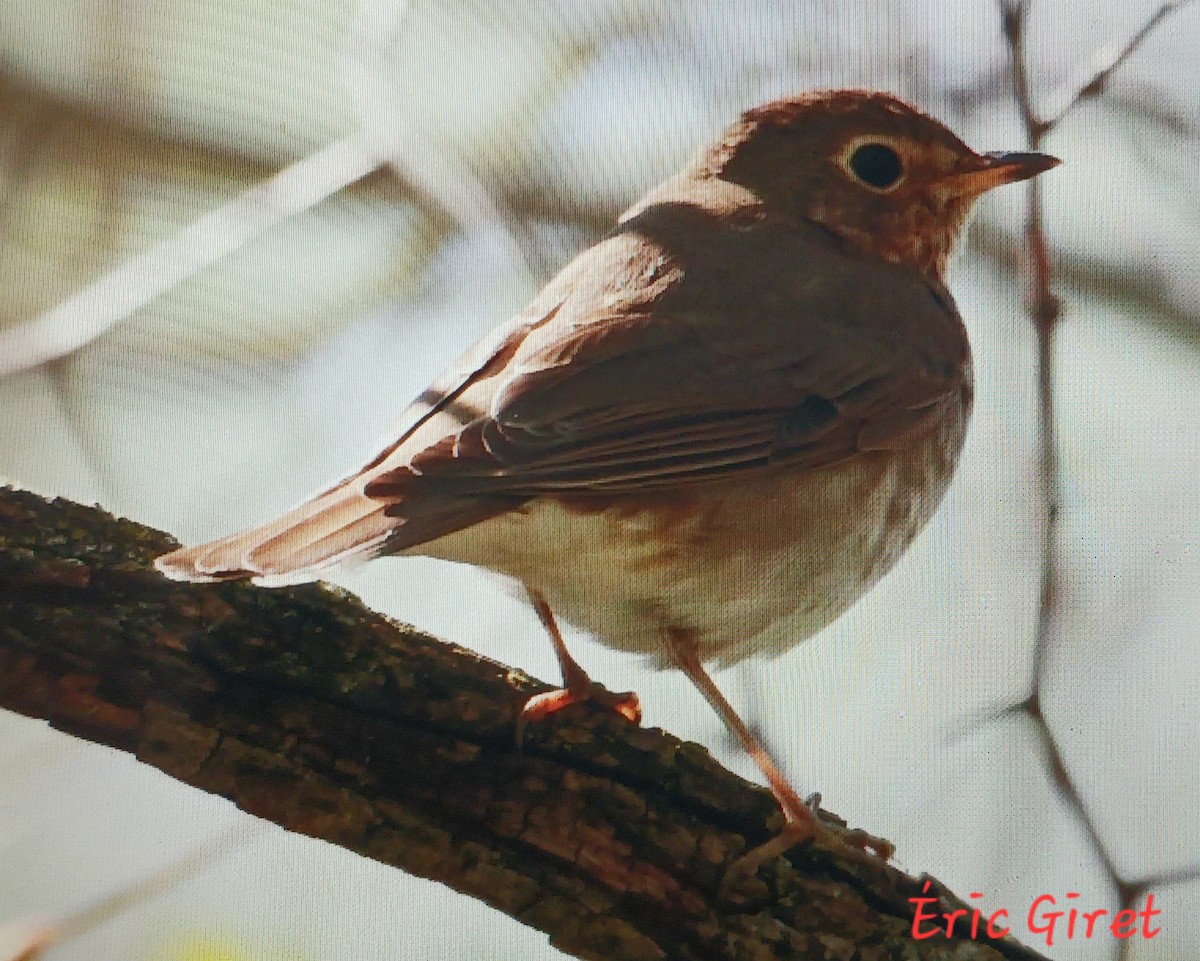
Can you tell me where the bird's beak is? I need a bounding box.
[939,151,1061,196]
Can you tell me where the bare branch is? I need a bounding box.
[1042,1,1197,128]
[996,9,1197,961]
[0,827,249,961]
[0,486,1052,961]
[999,0,1051,140]
[0,132,381,378]
[998,1,1195,139]
[342,0,536,284]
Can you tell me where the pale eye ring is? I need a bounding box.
[846,142,904,191]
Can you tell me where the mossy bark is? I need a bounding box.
[0,485,1049,961]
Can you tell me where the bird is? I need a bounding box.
[156,90,1058,876]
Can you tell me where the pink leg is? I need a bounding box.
[516,587,641,739]
[664,627,892,882]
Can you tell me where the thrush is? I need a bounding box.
[157,90,1058,875]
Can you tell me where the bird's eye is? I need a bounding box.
[847,143,904,190]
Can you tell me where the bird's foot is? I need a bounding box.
[719,786,893,897]
[841,827,894,861]
[804,793,894,861]
[520,683,642,725]
[515,681,641,747]
[721,817,818,895]
[518,586,642,745]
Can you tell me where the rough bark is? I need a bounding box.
[0,485,1050,961]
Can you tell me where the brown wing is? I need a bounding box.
[367,203,969,513]
[158,199,968,581]
[372,313,962,504]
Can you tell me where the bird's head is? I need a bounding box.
[705,90,1059,279]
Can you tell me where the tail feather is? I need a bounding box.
[155,482,396,584]
[243,491,393,573]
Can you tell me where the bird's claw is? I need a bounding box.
[514,684,641,749]
[841,827,894,861]
[718,807,894,899]
[720,818,818,897]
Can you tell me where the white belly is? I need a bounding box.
[413,401,968,668]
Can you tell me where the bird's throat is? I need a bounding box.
[807,194,976,283]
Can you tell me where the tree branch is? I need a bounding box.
[994,7,1199,955]
[1041,1,1195,129]
[0,485,1050,961]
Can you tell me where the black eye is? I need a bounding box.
[848,143,903,190]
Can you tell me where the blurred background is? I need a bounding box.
[1,1,1197,959]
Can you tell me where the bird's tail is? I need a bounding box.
[154,480,396,586]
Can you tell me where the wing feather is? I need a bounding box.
[368,207,969,511]
[160,198,969,579]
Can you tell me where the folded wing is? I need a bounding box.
[157,202,968,583]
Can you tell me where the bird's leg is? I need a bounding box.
[516,587,642,740]
[665,627,818,874]
[664,628,893,884]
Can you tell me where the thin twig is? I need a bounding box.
[1041,1,1197,128]
[999,0,1062,697]
[999,0,1194,731]
[998,3,1200,958]
[1,825,248,961]
[1000,1,1050,140]
[342,0,536,284]
[0,132,382,378]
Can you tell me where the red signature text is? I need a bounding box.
[909,881,1162,948]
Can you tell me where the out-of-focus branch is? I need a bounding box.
[1041,1,1196,128]
[998,0,1191,734]
[999,1,1062,680]
[0,131,380,378]
[0,0,543,379]
[0,486,1053,961]
[342,0,536,284]
[0,827,248,961]
[998,4,1198,954]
